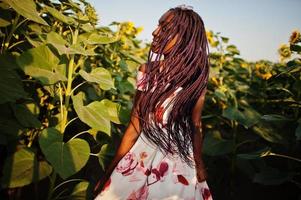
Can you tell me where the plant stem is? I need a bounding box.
[52,179,84,194]
[264,152,301,163]
[69,130,89,141]
[230,120,238,199]
[61,27,79,133]
[47,172,57,200]
[63,117,79,131]
[2,13,20,53]
[58,83,64,133]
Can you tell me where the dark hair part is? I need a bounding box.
[133,7,210,167]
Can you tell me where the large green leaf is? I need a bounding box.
[252,122,286,144]
[222,106,261,128]
[72,92,111,135]
[46,31,68,46]
[0,54,27,104]
[1,148,52,188]
[16,44,67,85]
[79,68,115,90]
[11,104,41,128]
[43,5,76,25]
[3,0,48,25]
[0,104,23,141]
[46,35,98,56]
[0,18,11,27]
[99,99,121,124]
[78,32,119,45]
[39,128,90,179]
[98,144,115,171]
[203,130,234,156]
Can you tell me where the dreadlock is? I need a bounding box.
[132,7,210,168]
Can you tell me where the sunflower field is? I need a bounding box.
[0,0,300,199]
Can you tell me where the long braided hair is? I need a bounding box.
[132,6,210,167]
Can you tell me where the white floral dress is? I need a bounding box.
[95,71,213,200]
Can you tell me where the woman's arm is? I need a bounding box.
[93,99,142,195]
[192,88,208,182]
[102,94,141,177]
[94,65,146,195]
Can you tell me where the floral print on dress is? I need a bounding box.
[201,187,212,200]
[96,131,213,200]
[147,161,169,185]
[126,184,149,200]
[197,181,213,200]
[116,152,138,176]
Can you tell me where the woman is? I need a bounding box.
[94,4,213,200]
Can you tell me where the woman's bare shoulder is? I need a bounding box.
[138,63,147,73]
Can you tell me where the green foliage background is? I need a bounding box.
[0,0,300,199]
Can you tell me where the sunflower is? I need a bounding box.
[289,30,301,44]
[278,44,291,61]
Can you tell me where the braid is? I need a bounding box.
[132,7,210,167]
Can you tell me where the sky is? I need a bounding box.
[87,0,301,62]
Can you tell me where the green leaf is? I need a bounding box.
[252,122,285,144]
[25,35,43,47]
[11,104,41,128]
[203,131,234,156]
[69,181,89,200]
[1,148,52,188]
[98,144,115,171]
[86,32,119,45]
[81,23,94,32]
[226,45,240,55]
[49,43,97,56]
[261,114,293,122]
[214,89,227,101]
[72,92,111,135]
[0,54,27,104]
[99,99,121,124]
[118,80,135,94]
[79,68,115,90]
[0,105,23,141]
[222,106,244,121]
[222,106,261,128]
[120,50,145,64]
[39,128,90,179]
[16,44,67,85]
[46,31,68,47]
[237,147,272,160]
[44,5,76,25]
[0,18,11,27]
[290,44,301,53]
[221,36,229,43]
[3,0,48,25]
